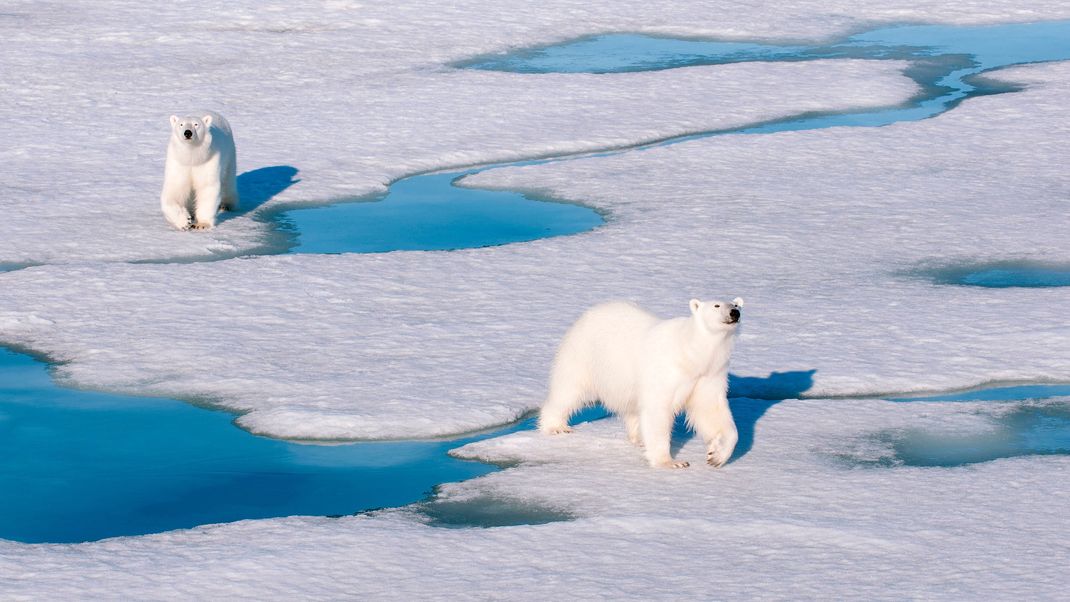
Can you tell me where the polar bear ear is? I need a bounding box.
[169,115,179,127]
[732,297,745,308]
[689,299,702,314]
[202,114,213,127]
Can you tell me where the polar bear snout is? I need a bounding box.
[183,129,193,140]
[729,308,740,323]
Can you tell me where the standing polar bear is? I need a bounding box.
[539,298,744,468]
[160,111,238,230]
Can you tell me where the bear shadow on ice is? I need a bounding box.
[219,165,301,222]
[667,369,817,462]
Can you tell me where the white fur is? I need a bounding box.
[539,297,744,468]
[160,111,238,230]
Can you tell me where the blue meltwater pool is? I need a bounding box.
[0,346,510,543]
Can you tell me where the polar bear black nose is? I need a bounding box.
[730,308,740,321]
[183,129,193,139]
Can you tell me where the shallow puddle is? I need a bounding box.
[919,261,1070,288]
[841,385,1070,468]
[865,403,1070,468]
[416,495,576,528]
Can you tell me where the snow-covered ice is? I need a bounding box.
[0,60,918,438]
[2,0,1070,598]
[4,62,1070,439]
[1,1,922,265]
[461,61,1070,401]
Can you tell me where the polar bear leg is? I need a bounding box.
[160,168,192,229]
[220,164,239,212]
[687,376,738,468]
[161,199,191,230]
[640,404,688,468]
[622,412,642,446]
[192,182,222,230]
[160,190,192,230]
[220,186,239,212]
[538,375,589,435]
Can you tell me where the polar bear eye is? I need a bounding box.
[714,304,720,308]
[194,123,199,128]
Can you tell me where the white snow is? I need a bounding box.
[2,0,1070,598]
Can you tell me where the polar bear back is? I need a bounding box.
[551,301,660,413]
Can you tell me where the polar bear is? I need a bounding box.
[160,111,238,230]
[539,298,744,468]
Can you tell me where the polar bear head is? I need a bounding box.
[689,297,744,332]
[169,114,213,145]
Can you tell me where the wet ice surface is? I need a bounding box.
[464,21,1070,75]
[845,385,1070,467]
[465,21,1070,134]
[891,383,1070,402]
[862,402,1070,467]
[417,494,577,528]
[459,35,812,73]
[920,261,1070,287]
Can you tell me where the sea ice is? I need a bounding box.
[3,1,1070,598]
[0,55,917,439]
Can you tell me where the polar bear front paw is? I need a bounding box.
[191,222,214,230]
[655,460,690,469]
[707,450,729,468]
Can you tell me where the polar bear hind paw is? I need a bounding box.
[191,222,213,230]
[542,425,573,435]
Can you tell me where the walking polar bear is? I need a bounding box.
[160,111,238,230]
[539,298,744,468]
